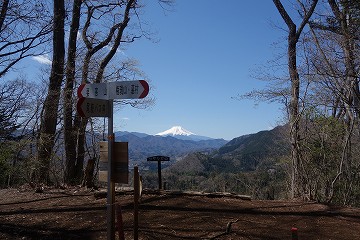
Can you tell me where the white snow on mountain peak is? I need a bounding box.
[156,126,195,136]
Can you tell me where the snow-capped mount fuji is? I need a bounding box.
[155,126,212,141]
[156,126,194,137]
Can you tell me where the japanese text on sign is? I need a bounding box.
[115,84,139,96]
[86,102,107,114]
[84,85,107,97]
[77,98,110,117]
[78,80,149,100]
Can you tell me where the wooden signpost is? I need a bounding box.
[77,80,149,240]
[133,166,140,240]
[147,156,170,190]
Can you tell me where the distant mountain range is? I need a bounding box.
[114,126,228,169]
[113,125,291,173]
[166,125,290,173]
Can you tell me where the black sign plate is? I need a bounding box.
[147,156,170,162]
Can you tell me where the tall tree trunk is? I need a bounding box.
[288,32,302,198]
[64,0,82,184]
[37,0,65,183]
[75,117,87,181]
[273,0,318,198]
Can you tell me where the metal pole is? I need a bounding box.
[107,100,115,240]
[103,117,106,141]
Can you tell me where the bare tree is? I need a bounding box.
[37,0,65,183]
[273,0,319,198]
[63,0,83,184]
[301,0,360,204]
[0,78,44,187]
[0,79,30,140]
[0,0,52,78]
[63,0,159,184]
[33,0,168,185]
[236,0,359,203]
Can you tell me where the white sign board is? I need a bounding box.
[77,80,149,100]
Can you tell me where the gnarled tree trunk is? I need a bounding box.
[63,0,82,184]
[37,0,65,183]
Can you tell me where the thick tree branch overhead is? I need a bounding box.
[0,0,52,78]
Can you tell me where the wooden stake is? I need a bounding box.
[134,166,139,240]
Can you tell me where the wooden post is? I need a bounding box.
[147,156,170,191]
[157,160,162,190]
[116,205,125,240]
[134,166,139,240]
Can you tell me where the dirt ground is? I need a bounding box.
[1,186,360,240]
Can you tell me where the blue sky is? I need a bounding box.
[117,0,287,140]
[3,0,290,140]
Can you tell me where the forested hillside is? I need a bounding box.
[160,126,290,200]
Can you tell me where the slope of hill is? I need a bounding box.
[163,125,290,198]
[211,125,290,171]
[218,125,288,155]
[105,125,288,174]
[166,125,290,174]
[164,152,208,174]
